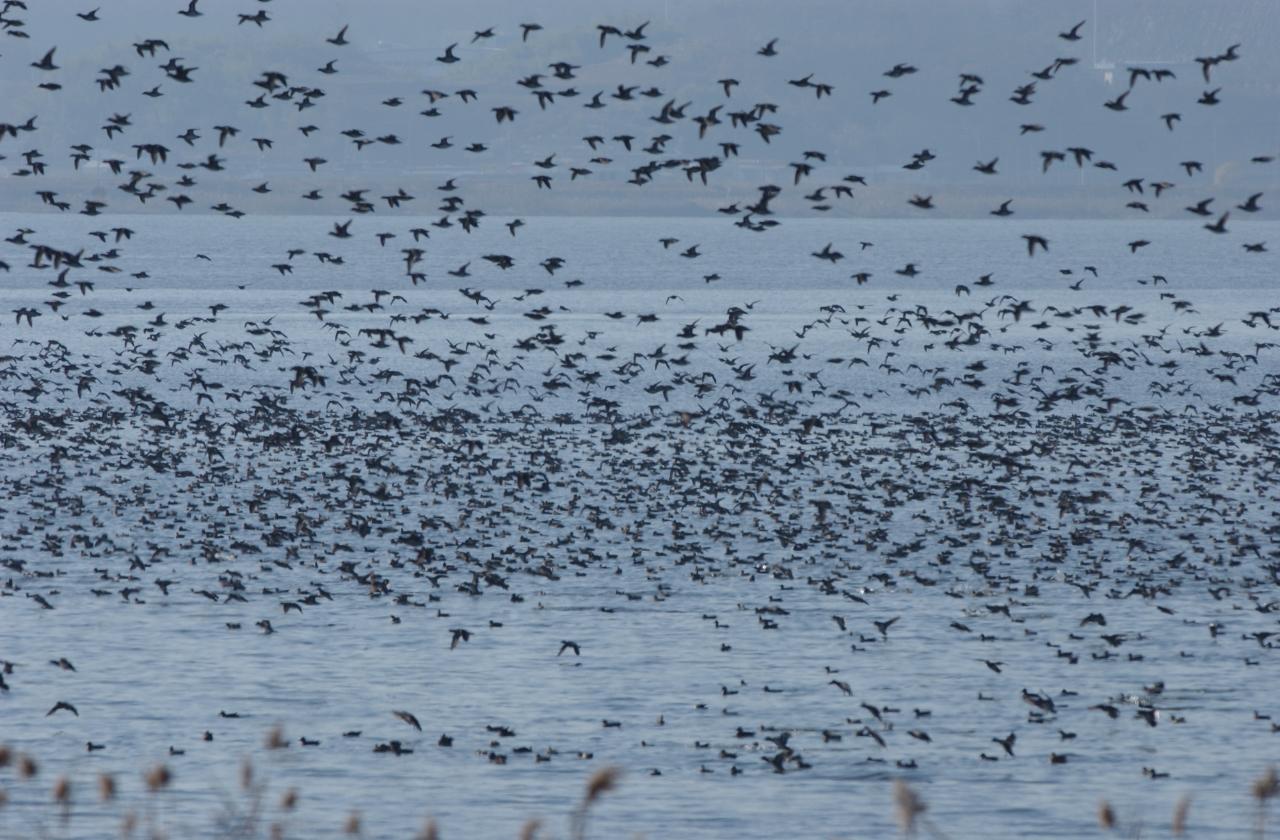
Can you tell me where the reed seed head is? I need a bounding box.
[893,779,926,833]
[52,775,71,805]
[584,766,620,805]
[1254,766,1279,803]
[145,764,171,792]
[1098,800,1116,830]
[266,726,287,750]
[1171,793,1191,836]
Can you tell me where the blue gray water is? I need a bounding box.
[2,213,1279,839]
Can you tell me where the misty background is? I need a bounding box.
[1,0,1277,218]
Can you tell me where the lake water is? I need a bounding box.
[2,213,1279,839]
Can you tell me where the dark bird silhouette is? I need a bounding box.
[31,48,59,71]
[813,243,843,263]
[1104,91,1129,111]
[393,710,422,731]
[1238,193,1263,213]
[874,617,900,637]
[1060,20,1085,41]
[1204,212,1229,234]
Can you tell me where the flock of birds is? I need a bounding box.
[1,1,1278,836]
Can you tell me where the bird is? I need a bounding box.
[813,243,844,263]
[1104,91,1130,111]
[393,710,422,731]
[1238,193,1263,212]
[873,617,900,637]
[31,48,59,71]
[47,701,79,717]
[1060,20,1085,41]
[1204,212,1230,234]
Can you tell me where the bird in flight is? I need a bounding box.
[392,710,422,731]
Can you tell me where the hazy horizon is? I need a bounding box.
[2,0,1277,218]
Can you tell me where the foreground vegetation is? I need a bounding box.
[1,738,1275,838]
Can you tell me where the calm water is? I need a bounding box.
[1,214,1279,839]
